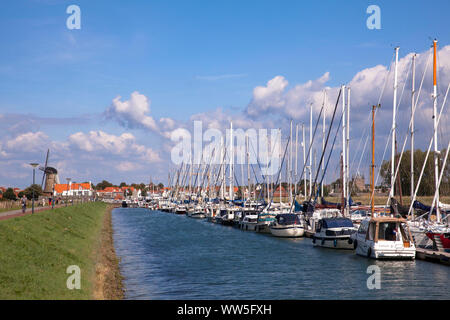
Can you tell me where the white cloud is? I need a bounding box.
[116,161,141,172]
[68,130,161,163]
[105,91,159,132]
[246,76,289,116]
[5,131,49,153]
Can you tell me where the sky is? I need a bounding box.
[1,0,450,188]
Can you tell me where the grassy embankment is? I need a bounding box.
[0,202,123,299]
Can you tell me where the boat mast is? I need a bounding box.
[309,104,313,198]
[322,91,326,198]
[280,130,282,205]
[411,53,416,209]
[302,124,307,200]
[295,123,299,199]
[241,143,245,201]
[313,149,317,197]
[390,47,399,202]
[346,87,350,212]
[220,136,225,200]
[340,152,344,216]
[246,134,250,202]
[432,39,440,222]
[266,137,270,203]
[229,121,234,202]
[341,85,347,216]
[371,105,377,216]
[290,120,293,204]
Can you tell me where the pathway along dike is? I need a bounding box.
[0,202,123,299]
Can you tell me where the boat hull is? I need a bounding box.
[312,235,354,250]
[426,232,450,251]
[240,222,258,231]
[355,245,416,259]
[270,225,305,238]
[255,223,271,234]
[190,213,206,219]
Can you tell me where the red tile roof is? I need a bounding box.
[54,183,91,193]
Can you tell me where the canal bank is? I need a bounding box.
[0,202,123,299]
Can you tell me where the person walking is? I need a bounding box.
[21,195,27,213]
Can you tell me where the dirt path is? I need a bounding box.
[93,206,124,300]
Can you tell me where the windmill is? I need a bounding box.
[39,149,60,195]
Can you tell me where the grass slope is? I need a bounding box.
[0,202,108,299]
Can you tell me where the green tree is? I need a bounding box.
[158,183,164,190]
[95,180,113,190]
[119,182,127,188]
[3,188,17,201]
[236,187,243,199]
[379,148,450,197]
[23,184,43,200]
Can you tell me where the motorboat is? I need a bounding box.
[351,217,416,259]
[255,211,276,233]
[174,204,187,215]
[239,211,259,231]
[219,207,238,226]
[270,214,305,238]
[312,217,357,249]
[304,208,341,237]
[189,205,206,219]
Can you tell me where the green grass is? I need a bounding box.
[0,206,21,213]
[0,202,108,299]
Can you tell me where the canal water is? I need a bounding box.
[112,208,450,300]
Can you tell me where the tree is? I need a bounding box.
[158,183,164,190]
[23,184,43,200]
[95,180,113,190]
[236,187,243,199]
[3,188,17,201]
[119,182,127,188]
[141,189,147,197]
[379,148,450,197]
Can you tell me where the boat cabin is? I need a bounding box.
[358,217,413,246]
[316,218,355,235]
[274,214,302,226]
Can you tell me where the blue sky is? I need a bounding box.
[1,0,450,188]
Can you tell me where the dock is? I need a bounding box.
[415,248,450,266]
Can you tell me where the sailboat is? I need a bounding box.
[406,39,450,250]
[351,59,416,259]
